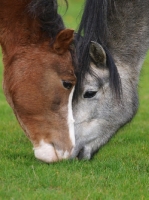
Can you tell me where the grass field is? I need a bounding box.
[0,0,149,199]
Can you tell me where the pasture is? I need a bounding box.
[0,0,149,199]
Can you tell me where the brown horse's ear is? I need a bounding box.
[53,29,74,54]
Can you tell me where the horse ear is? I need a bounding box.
[89,41,106,66]
[53,29,74,54]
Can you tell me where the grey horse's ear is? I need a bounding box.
[89,41,106,66]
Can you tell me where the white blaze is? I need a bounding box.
[67,86,75,146]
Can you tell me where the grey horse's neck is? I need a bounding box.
[107,0,149,71]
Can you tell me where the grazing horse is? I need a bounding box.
[72,0,149,159]
[0,0,77,163]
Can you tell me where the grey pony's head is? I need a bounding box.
[72,40,138,160]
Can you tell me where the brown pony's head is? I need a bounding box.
[3,28,76,163]
[1,0,77,163]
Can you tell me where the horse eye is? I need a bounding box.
[83,91,97,98]
[62,81,73,89]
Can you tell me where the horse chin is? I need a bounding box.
[33,140,72,163]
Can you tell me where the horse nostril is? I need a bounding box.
[57,150,70,159]
[54,145,70,160]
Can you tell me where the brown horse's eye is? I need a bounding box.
[62,81,73,89]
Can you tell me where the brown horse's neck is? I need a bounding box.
[0,0,47,56]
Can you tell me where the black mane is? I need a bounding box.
[28,0,68,39]
[28,0,78,73]
[74,0,122,100]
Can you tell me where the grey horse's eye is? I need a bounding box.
[62,81,73,89]
[83,91,97,98]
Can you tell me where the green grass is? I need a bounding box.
[0,1,149,199]
[58,0,85,29]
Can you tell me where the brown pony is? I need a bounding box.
[0,0,76,163]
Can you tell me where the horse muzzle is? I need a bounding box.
[33,140,74,163]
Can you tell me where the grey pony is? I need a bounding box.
[72,0,149,159]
